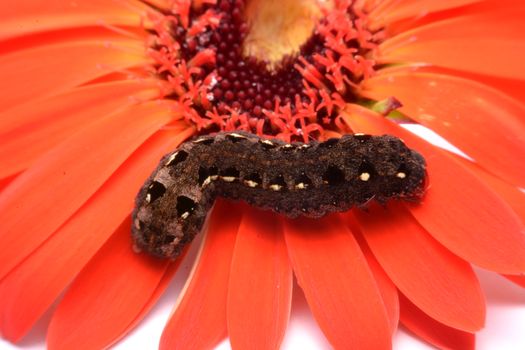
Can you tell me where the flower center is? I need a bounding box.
[148,0,382,141]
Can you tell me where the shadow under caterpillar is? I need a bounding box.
[132,131,427,259]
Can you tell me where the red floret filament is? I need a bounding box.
[147,0,382,142]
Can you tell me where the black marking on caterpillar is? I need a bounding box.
[132,131,427,259]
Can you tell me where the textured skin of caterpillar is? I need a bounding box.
[132,131,427,259]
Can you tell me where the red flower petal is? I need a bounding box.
[0,80,160,178]
[0,174,17,192]
[376,64,525,110]
[348,218,400,334]
[370,0,483,28]
[0,0,148,40]
[125,260,183,331]
[0,101,178,280]
[0,79,158,133]
[47,217,182,350]
[504,274,525,288]
[0,128,191,341]
[343,105,525,274]
[160,200,243,350]
[455,157,525,224]
[378,7,525,79]
[227,207,293,350]
[399,294,475,350]
[361,72,525,187]
[354,204,485,332]
[284,215,392,349]
[0,39,146,112]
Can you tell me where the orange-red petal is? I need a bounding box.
[159,200,243,350]
[0,101,178,280]
[378,7,525,79]
[370,0,484,29]
[343,105,525,274]
[0,79,158,133]
[454,157,525,224]
[399,294,475,350]
[125,259,183,330]
[347,218,400,334]
[0,128,191,341]
[0,80,160,178]
[503,274,525,288]
[0,174,17,192]
[227,207,293,350]
[46,217,181,350]
[354,204,485,332]
[375,64,525,109]
[0,0,148,40]
[0,39,146,112]
[284,215,392,349]
[361,72,525,187]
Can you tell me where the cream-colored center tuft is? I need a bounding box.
[243,0,323,68]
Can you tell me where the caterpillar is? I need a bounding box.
[132,131,427,259]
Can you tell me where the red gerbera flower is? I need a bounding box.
[0,0,524,349]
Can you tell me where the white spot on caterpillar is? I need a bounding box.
[194,137,212,144]
[165,151,179,166]
[202,176,212,187]
[295,182,307,190]
[181,212,190,219]
[221,176,236,182]
[269,184,283,191]
[210,175,219,180]
[396,172,406,179]
[145,193,152,203]
[359,172,371,181]
[261,140,274,146]
[244,180,259,188]
[229,133,247,139]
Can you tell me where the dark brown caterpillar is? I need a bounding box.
[132,131,427,258]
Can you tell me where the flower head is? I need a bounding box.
[0,0,524,349]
